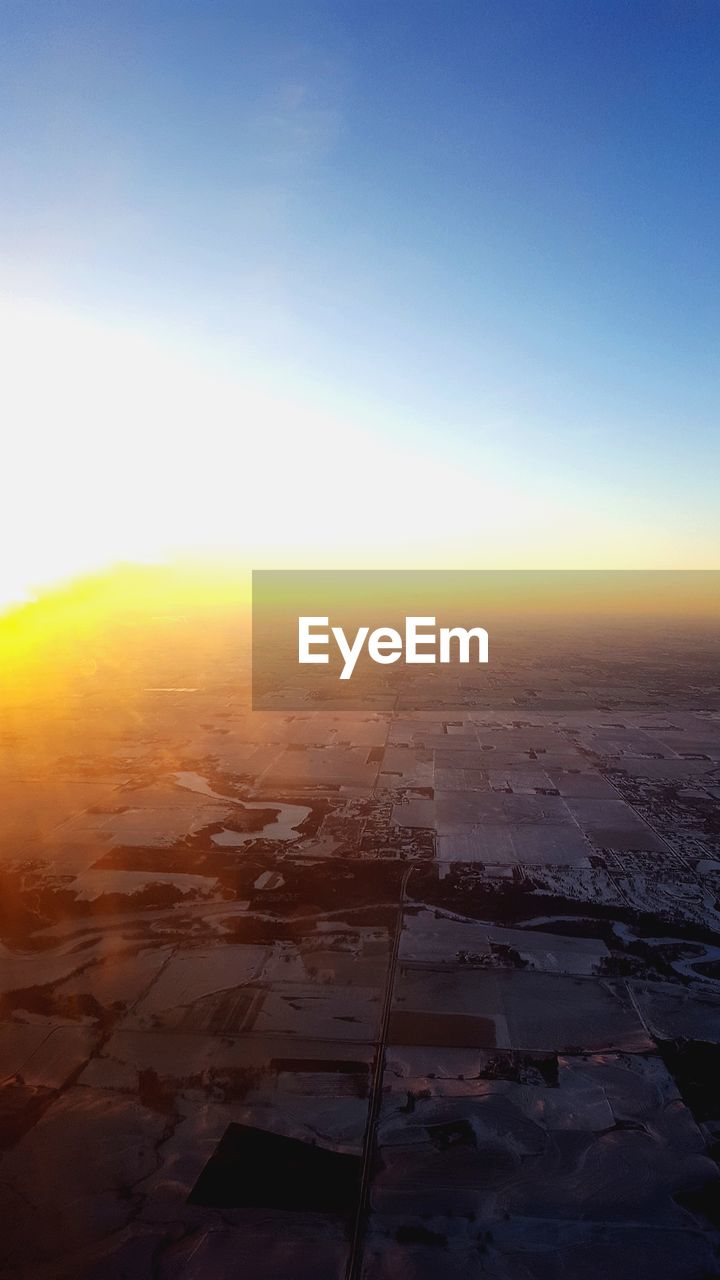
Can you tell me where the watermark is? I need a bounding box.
[252,570,720,710]
[298,616,489,679]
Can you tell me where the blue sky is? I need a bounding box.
[1,1,719,593]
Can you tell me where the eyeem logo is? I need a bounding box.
[298,616,489,680]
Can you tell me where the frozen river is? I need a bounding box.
[173,771,311,844]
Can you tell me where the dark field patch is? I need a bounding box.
[388,1011,497,1048]
[188,1123,361,1213]
[660,1039,720,1123]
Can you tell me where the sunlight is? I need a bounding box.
[1,295,689,618]
[0,295,551,613]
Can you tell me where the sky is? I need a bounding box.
[1,0,719,609]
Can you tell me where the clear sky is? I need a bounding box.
[1,1,719,607]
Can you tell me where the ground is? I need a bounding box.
[0,606,720,1277]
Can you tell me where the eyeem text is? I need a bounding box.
[298,616,489,680]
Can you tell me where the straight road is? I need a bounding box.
[346,862,413,1280]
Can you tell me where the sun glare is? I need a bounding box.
[0,294,696,620]
[0,295,541,615]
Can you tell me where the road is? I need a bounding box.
[346,862,413,1280]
